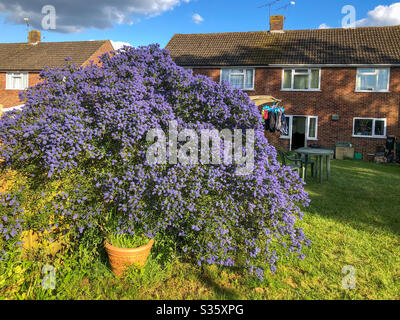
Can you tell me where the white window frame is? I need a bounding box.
[307,116,318,140]
[220,68,255,91]
[281,68,321,91]
[280,115,319,149]
[355,68,390,92]
[6,72,29,90]
[2,104,25,113]
[352,117,387,138]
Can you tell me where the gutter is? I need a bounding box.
[0,70,42,72]
[183,64,400,68]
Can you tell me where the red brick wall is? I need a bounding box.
[83,40,115,67]
[0,72,40,108]
[0,41,115,110]
[193,67,400,159]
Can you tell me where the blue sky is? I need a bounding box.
[0,0,399,48]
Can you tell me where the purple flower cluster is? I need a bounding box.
[0,192,24,242]
[0,44,310,277]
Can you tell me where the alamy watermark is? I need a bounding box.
[146,121,255,176]
[41,264,56,290]
[342,5,356,29]
[341,265,356,290]
[41,5,56,30]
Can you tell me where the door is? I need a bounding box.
[291,116,307,150]
[283,115,319,150]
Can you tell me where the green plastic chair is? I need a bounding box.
[279,150,303,176]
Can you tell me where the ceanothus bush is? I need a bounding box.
[0,44,310,278]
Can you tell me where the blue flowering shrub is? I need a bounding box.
[0,45,309,279]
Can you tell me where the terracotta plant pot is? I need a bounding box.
[104,239,154,277]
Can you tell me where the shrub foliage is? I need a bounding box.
[0,45,309,278]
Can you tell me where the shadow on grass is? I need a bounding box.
[303,160,400,237]
[195,267,241,300]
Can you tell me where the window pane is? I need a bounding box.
[356,68,389,91]
[13,76,22,89]
[230,74,244,89]
[221,70,229,82]
[222,69,253,89]
[245,69,254,89]
[374,120,385,136]
[285,116,290,133]
[295,69,309,74]
[283,70,292,88]
[354,119,373,136]
[377,69,389,91]
[310,70,320,89]
[308,118,317,138]
[358,68,376,74]
[293,74,309,89]
[281,116,290,137]
[358,74,377,91]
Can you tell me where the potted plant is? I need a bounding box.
[358,119,370,136]
[100,210,154,277]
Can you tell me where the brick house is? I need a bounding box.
[0,30,114,113]
[166,20,400,159]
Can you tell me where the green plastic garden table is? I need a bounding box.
[294,147,334,183]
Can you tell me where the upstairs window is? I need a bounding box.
[282,68,320,91]
[6,73,29,90]
[356,68,390,92]
[220,69,254,90]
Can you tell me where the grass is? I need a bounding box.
[1,160,400,300]
[107,233,150,249]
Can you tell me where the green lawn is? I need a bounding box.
[1,160,400,300]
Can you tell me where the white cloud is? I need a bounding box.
[318,23,330,29]
[111,40,133,50]
[356,2,400,27]
[192,13,204,24]
[0,0,191,33]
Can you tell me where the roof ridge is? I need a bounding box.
[0,40,109,45]
[172,25,400,37]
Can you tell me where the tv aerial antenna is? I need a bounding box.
[24,17,30,31]
[258,1,295,23]
[275,1,296,24]
[258,0,281,22]
[276,1,296,13]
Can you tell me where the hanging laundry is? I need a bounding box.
[261,103,286,134]
[275,109,282,132]
[263,112,272,131]
[269,111,276,133]
[263,109,269,120]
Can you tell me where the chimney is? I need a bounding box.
[28,30,41,44]
[270,15,285,33]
